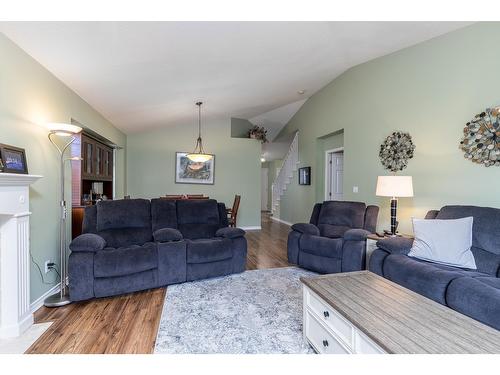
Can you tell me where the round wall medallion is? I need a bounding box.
[459,107,500,167]
[379,131,415,172]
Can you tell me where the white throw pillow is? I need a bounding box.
[408,217,476,269]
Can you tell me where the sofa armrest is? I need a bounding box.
[344,229,371,241]
[69,233,106,253]
[153,228,183,242]
[291,223,320,236]
[216,227,246,239]
[376,237,414,255]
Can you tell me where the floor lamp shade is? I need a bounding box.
[376,176,414,235]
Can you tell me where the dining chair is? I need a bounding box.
[227,195,241,227]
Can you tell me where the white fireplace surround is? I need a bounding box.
[0,172,42,338]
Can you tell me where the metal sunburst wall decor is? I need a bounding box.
[379,131,416,172]
[459,106,500,167]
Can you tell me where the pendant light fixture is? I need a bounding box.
[186,101,212,162]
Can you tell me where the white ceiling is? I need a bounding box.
[0,22,471,134]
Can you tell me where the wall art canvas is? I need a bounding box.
[0,143,28,174]
[175,152,215,185]
[459,106,500,167]
[298,167,311,185]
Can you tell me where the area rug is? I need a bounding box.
[154,267,316,354]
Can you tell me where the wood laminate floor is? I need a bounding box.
[26,212,290,354]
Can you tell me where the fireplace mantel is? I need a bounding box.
[0,172,42,338]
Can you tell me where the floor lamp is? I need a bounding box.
[44,123,82,307]
[375,175,414,236]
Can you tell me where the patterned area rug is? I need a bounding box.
[154,267,316,354]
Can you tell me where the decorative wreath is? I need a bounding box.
[459,107,500,167]
[379,131,416,172]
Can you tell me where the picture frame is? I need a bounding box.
[0,143,28,174]
[298,166,311,185]
[175,152,215,185]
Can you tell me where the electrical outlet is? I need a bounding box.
[44,260,52,274]
[353,186,359,193]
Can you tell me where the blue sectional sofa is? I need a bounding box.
[287,201,379,273]
[68,198,247,301]
[369,205,500,330]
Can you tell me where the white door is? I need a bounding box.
[261,168,269,211]
[326,151,344,201]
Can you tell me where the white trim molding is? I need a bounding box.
[270,216,293,226]
[0,173,42,338]
[29,283,61,315]
[241,226,262,231]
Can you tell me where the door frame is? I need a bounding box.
[261,167,269,211]
[324,147,344,201]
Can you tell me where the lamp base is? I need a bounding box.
[44,290,71,307]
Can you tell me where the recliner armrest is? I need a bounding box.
[343,229,371,241]
[216,227,246,239]
[291,223,320,236]
[153,228,183,242]
[69,233,106,253]
[377,237,414,255]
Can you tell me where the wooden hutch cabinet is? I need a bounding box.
[71,132,115,239]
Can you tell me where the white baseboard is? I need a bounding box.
[30,283,61,314]
[241,226,262,231]
[270,216,292,226]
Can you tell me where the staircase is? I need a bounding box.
[271,132,299,215]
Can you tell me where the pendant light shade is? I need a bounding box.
[186,102,212,162]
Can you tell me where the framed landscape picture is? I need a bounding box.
[175,152,215,185]
[0,143,28,174]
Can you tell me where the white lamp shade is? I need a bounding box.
[376,176,414,198]
[47,123,82,136]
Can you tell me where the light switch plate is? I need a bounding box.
[353,186,359,193]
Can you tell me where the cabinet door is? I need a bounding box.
[95,143,105,178]
[104,147,113,180]
[82,136,95,179]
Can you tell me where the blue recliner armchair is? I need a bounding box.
[287,201,379,274]
[369,205,500,330]
[68,198,247,301]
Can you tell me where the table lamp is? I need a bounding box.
[376,176,413,236]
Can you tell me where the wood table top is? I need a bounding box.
[300,271,500,354]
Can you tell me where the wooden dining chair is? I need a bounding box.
[227,195,241,227]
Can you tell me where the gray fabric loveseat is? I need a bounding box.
[287,201,379,273]
[68,198,247,301]
[369,205,500,330]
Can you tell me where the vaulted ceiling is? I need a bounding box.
[0,22,470,133]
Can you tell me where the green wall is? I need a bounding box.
[276,23,500,233]
[0,33,126,304]
[262,159,282,211]
[126,120,261,228]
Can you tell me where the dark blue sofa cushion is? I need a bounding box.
[151,198,178,231]
[447,277,500,330]
[186,238,232,264]
[93,199,153,248]
[94,242,157,278]
[299,234,343,259]
[69,233,106,252]
[382,254,488,305]
[317,201,366,228]
[98,228,153,249]
[177,199,221,239]
[96,199,151,231]
[436,206,500,276]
